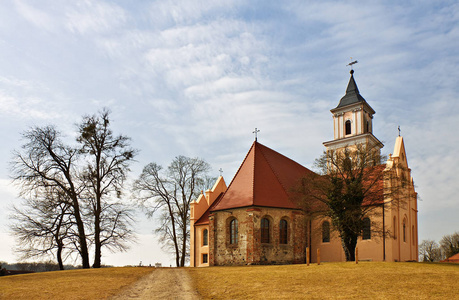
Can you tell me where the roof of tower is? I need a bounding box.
[333,70,374,113]
[211,141,316,211]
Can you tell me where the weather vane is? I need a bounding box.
[398,125,401,137]
[219,168,223,176]
[253,128,260,141]
[347,57,358,70]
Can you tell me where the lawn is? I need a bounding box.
[0,266,154,299]
[186,262,459,299]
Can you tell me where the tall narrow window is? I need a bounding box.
[412,225,415,245]
[362,218,371,240]
[322,221,330,243]
[261,218,270,243]
[279,219,288,244]
[345,120,352,135]
[202,254,208,264]
[203,229,208,246]
[230,219,238,244]
[403,219,407,242]
[366,121,370,133]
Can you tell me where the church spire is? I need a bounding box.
[334,70,368,110]
[323,69,383,155]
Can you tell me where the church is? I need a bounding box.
[190,70,418,267]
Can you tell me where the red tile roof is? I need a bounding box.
[194,192,224,226]
[211,141,315,211]
[362,164,386,206]
[441,253,459,263]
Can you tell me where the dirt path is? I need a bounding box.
[110,268,200,300]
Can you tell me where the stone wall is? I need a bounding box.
[209,207,307,266]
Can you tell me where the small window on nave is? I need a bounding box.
[230,219,238,244]
[362,218,371,240]
[322,221,330,243]
[279,219,288,244]
[203,229,208,246]
[261,218,270,243]
[403,218,407,243]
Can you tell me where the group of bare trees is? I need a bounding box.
[10,109,136,269]
[419,232,459,262]
[132,156,213,267]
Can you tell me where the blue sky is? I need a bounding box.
[0,0,458,266]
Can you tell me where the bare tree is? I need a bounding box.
[10,126,91,268]
[10,187,74,270]
[419,239,442,262]
[296,144,402,261]
[439,232,459,259]
[133,156,211,267]
[77,109,137,268]
[11,112,137,268]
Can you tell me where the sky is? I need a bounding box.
[0,0,458,267]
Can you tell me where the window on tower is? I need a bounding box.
[345,120,352,135]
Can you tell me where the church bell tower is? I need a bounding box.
[323,70,384,154]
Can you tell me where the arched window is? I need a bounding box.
[203,229,208,246]
[230,219,238,244]
[362,218,371,240]
[403,218,407,243]
[261,218,270,243]
[279,219,288,244]
[393,217,397,239]
[345,120,352,135]
[322,221,330,243]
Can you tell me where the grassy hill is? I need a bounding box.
[0,266,154,299]
[187,262,459,299]
[1,262,458,299]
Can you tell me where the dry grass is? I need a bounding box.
[187,262,459,299]
[0,266,154,300]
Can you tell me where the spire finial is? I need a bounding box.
[253,128,260,141]
[347,58,358,73]
[219,168,223,176]
[398,125,401,137]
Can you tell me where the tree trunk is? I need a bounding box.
[72,196,90,268]
[57,242,64,270]
[93,210,101,268]
[180,224,187,267]
[341,233,358,261]
[93,155,102,268]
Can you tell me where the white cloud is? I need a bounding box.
[65,0,127,35]
[0,76,63,120]
[14,0,56,31]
